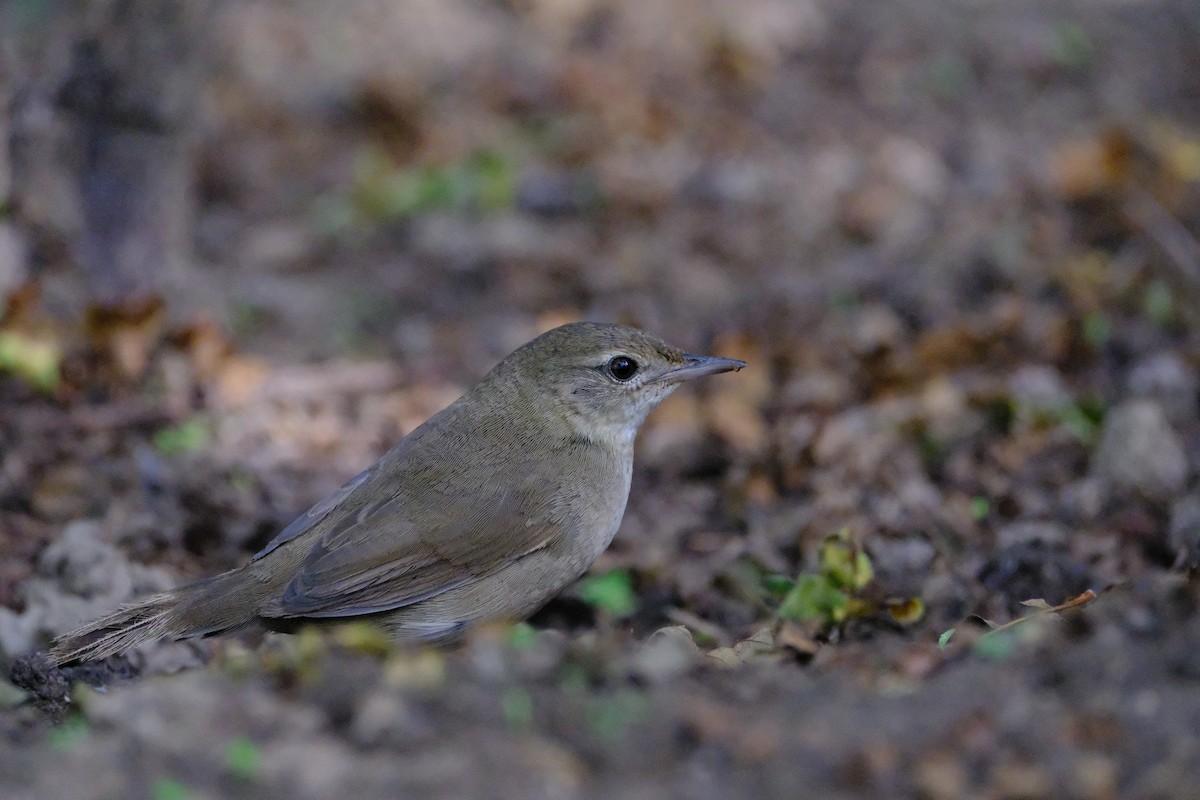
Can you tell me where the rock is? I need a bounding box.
[850,303,906,356]
[995,521,1070,549]
[629,626,700,683]
[1169,494,1200,566]
[0,520,174,658]
[349,687,428,749]
[1009,365,1073,418]
[1127,352,1199,427]
[37,520,134,598]
[516,168,590,217]
[1091,400,1188,501]
[868,535,937,576]
[1059,476,1108,522]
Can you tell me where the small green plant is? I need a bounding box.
[317,148,518,235]
[970,496,990,521]
[1143,280,1175,328]
[557,662,589,694]
[47,713,88,752]
[761,573,796,598]
[1082,310,1111,348]
[500,687,534,729]
[584,690,648,742]
[506,622,538,650]
[151,778,190,800]
[778,529,872,626]
[776,529,923,629]
[1049,396,1106,444]
[973,629,1016,661]
[0,330,60,392]
[577,569,638,618]
[153,418,211,456]
[1052,22,1094,69]
[227,467,256,493]
[224,736,261,779]
[778,573,853,625]
[777,527,873,628]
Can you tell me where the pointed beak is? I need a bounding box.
[657,353,747,383]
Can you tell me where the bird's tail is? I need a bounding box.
[48,567,263,665]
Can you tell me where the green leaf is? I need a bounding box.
[970,496,990,520]
[778,574,850,624]
[472,149,517,210]
[1082,310,1111,348]
[1143,279,1174,328]
[151,778,190,800]
[0,330,60,392]
[501,687,533,729]
[819,532,874,590]
[1052,397,1105,445]
[153,418,211,455]
[578,570,638,618]
[47,713,88,751]
[973,629,1016,662]
[506,622,538,650]
[224,736,261,779]
[558,662,589,694]
[1052,22,1094,69]
[585,690,648,742]
[937,628,955,648]
[761,573,795,597]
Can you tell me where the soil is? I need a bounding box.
[2,2,1200,798]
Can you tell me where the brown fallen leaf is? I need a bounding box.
[706,626,779,668]
[773,620,821,660]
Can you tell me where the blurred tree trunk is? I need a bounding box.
[4,0,216,311]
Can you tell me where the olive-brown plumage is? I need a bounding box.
[50,322,745,663]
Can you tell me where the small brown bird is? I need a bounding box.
[51,322,745,664]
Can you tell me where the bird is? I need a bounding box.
[49,321,746,664]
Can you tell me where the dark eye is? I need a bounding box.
[607,355,638,381]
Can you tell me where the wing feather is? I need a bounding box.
[258,412,572,620]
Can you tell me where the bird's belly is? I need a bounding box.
[381,457,632,638]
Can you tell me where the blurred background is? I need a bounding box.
[2,1,1200,798]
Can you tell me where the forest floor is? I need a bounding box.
[2,2,1200,798]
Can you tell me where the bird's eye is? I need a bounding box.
[607,355,639,381]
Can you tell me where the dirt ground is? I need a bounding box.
[2,1,1200,798]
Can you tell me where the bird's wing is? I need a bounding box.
[251,467,374,562]
[258,445,569,620]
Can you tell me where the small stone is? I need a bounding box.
[0,521,174,658]
[868,535,936,575]
[37,520,131,597]
[1059,476,1108,522]
[1091,399,1188,501]
[1169,494,1200,566]
[349,687,427,748]
[1128,352,1198,427]
[629,625,700,684]
[1009,365,1073,417]
[995,521,1070,549]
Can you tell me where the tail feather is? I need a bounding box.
[49,592,183,665]
[48,566,272,665]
